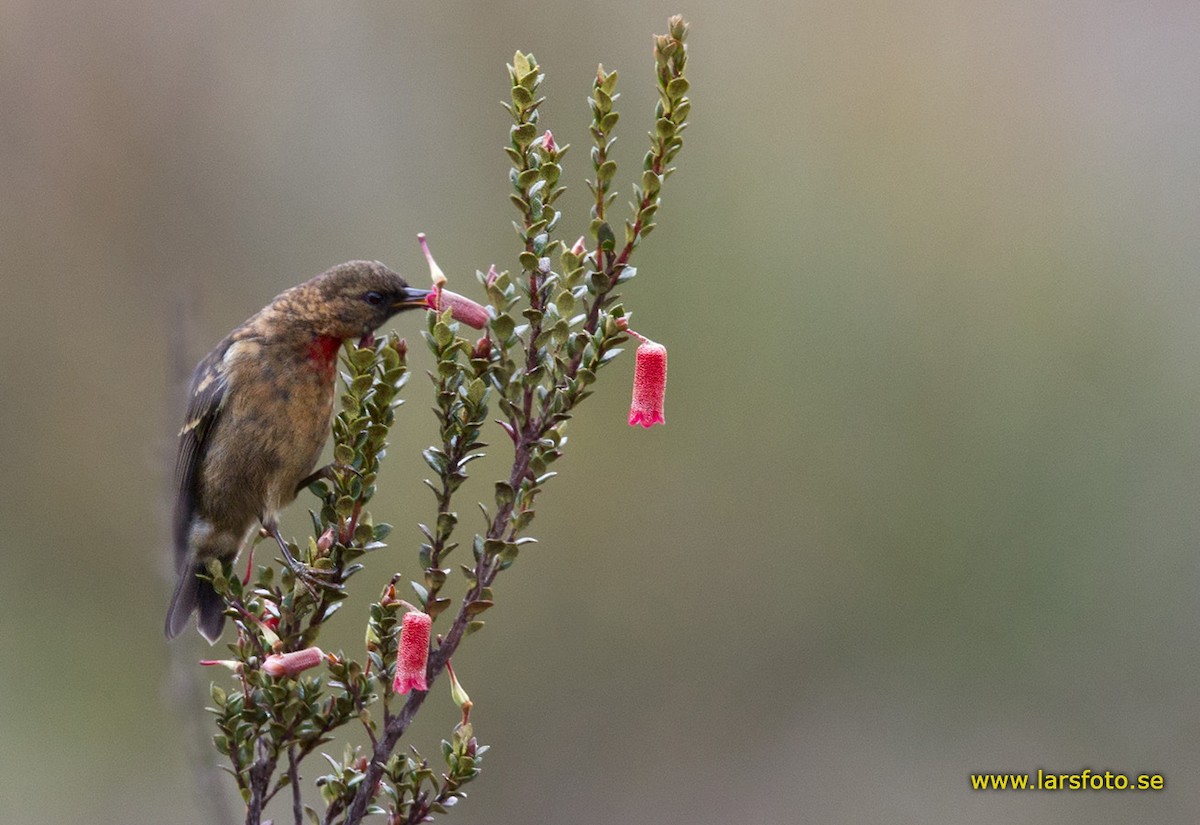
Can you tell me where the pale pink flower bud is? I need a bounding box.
[540,130,557,153]
[262,647,326,678]
[393,611,432,694]
[317,528,334,553]
[485,264,500,287]
[447,660,471,711]
[569,236,587,257]
[426,289,489,329]
[628,339,667,428]
[417,232,447,288]
[200,659,240,671]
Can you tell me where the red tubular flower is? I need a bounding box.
[393,611,432,694]
[628,338,668,427]
[262,647,326,678]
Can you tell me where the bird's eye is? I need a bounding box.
[364,291,385,306]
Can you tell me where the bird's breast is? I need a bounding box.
[306,334,342,381]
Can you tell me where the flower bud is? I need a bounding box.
[317,528,334,553]
[262,647,326,678]
[417,232,447,289]
[569,236,587,257]
[540,130,557,153]
[393,611,432,694]
[200,659,240,671]
[628,339,668,428]
[447,661,471,711]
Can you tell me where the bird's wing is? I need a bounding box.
[171,338,232,571]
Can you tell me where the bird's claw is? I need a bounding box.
[266,526,342,597]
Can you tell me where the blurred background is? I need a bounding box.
[3,2,1200,823]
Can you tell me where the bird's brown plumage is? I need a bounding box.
[166,261,432,641]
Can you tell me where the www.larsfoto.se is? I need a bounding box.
[970,769,1165,791]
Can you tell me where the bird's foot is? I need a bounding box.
[265,524,343,597]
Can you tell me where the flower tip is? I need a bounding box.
[628,409,666,428]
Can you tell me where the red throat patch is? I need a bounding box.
[307,334,342,377]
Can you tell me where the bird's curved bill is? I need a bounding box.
[393,287,434,309]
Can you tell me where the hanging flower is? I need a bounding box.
[624,327,667,427]
[393,611,432,694]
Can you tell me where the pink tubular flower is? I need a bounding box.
[393,611,432,694]
[427,289,490,329]
[628,337,668,428]
[262,647,326,678]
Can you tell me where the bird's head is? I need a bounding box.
[291,260,433,340]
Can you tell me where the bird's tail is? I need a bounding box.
[164,562,226,643]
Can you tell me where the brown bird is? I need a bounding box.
[166,261,433,642]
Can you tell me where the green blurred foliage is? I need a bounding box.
[3,2,1200,824]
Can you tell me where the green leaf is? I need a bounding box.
[433,322,454,347]
[494,481,515,509]
[595,221,616,252]
[641,170,662,197]
[512,122,537,147]
[600,68,619,95]
[490,314,515,340]
[410,581,430,606]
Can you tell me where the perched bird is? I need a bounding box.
[166,261,433,642]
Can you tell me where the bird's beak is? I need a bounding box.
[393,286,433,310]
